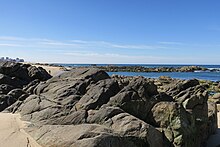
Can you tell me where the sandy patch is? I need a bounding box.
[0,113,41,147]
[23,62,68,76]
[34,64,65,76]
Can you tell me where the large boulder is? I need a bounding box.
[75,79,120,110]
[107,85,157,122]
[87,107,167,147]
[12,68,111,125]
[148,102,198,147]
[107,78,171,122]
[0,61,30,82]
[0,61,52,112]
[0,61,51,83]
[27,66,52,81]
[166,79,200,96]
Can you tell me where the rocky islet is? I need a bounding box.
[77,65,214,73]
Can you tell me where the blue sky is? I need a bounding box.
[0,0,220,64]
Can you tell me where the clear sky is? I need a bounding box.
[0,0,220,64]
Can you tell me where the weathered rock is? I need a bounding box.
[53,110,88,125]
[158,79,200,98]
[0,61,31,82]
[0,61,52,112]
[129,77,159,98]
[0,88,28,111]
[181,79,200,90]
[54,68,109,82]
[27,66,52,81]
[7,89,27,100]
[148,102,199,147]
[33,68,109,97]
[0,95,13,111]
[173,84,210,146]
[107,87,155,122]
[88,107,167,147]
[107,77,173,124]
[0,61,51,83]
[12,69,112,125]
[207,102,218,138]
[153,92,173,102]
[75,79,120,110]
[23,79,40,94]
[103,111,166,147]
[0,73,25,88]
[4,68,217,147]
[179,66,205,72]
[0,84,14,94]
[26,124,144,147]
[87,107,124,124]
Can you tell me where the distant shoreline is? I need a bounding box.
[21,62,220,81]
[28,62,220,72]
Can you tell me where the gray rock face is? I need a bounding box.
[0,62,30,82]
[0,84,14,94]
[12,68,112,125]
[0,73,25,88]
[2,68,217,147]
[148,102,199,146]
[0,61,51,111]
[75,79,120,110]
[0,89,28,111]
[207,102,218,138]
[107,85,157,122]
[26,124,143,147]
[27,66,52,81]
[0,61,51,86]
[88,107,165,147]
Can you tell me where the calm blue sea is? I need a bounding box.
[57,64,220,81]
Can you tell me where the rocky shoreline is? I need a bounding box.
[94,65,209,72]
[77,65,220,73]
[29,63,220,73]
[0,61,219,147]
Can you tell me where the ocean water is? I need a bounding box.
[108,72,220,81]
[57,64,220,81]
[58,64,220,69]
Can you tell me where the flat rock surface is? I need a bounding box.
[0,113,41,147]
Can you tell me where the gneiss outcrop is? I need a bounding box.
[0,65,217,147]
[0,61,51,111]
